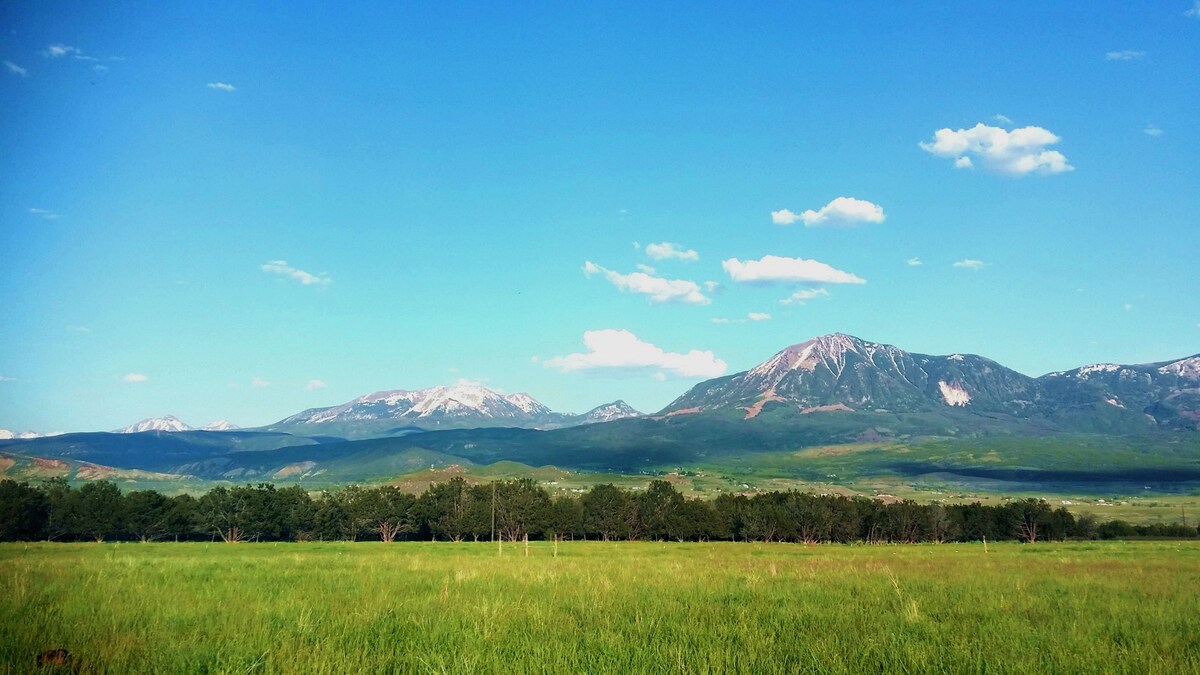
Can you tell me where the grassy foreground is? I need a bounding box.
[2,542,1198,674]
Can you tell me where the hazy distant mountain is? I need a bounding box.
[0,429,43,440]
[1041,356,1200,429]
[268,383,576,436]
[200,420,240,431]
[661,333,1199,430]
[576,400,642,424]
[118,416,192,433]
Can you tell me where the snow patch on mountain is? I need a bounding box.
[201,420,240,431]
[938,381,971,407]
[1077,363,1121,377]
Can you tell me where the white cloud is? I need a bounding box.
[920,123,1073,176]
[771,209,799,225]
[748,312,772,321]
[122,373,147,383]
[261,260,332,286]
[583,261,710,304]
[953,259,987,270]
[644,242,699,261]
[635,263,657,274]
[93,64,109,73]
[993,114,1013,125]
[43,44,80,58]
[722,255,865,285]
[67,325,91,333]
[710,317,742,325]
[780,288,830,305]
[1186,1,1200,17]
[1144,125,1164,137]
[0,375,18,382]
[251,376,271,388]
[702,280,721,292]
[4,61,27,77]
[779,197,886,227]
[207,82,236,92]
[545,329,726,379]
[906,257,923,266]
[1105,50,1145,61]
[28,208,61,220]
[305,379,327,391]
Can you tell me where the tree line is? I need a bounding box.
[1,477,1196,543]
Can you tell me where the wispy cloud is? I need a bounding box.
[780,288,830,305]
[1186,1,1200,18]
[28,208,61,220]
[122,373,148,383]
[1144,124,1164,137]
[713,312,774,324]
[1105,49,1146,61]
[0,375,19,382]
[583,261,710,304]
[305,379,327,391]
[992,114,1013,125]
[723,255,865,285]
[773,197,885,227]
[66,325,91,334]
[207,82,236,92]
[4,60,28,77]
[953,259,987,270]
[545,329,726,379]
[920,123,1072,176]
[43,43,80,58]
[261,260,332,286]
[906,257,923,266]
[251,376,271,388]
[644,242,699,261]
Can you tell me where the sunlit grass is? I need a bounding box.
[2,541,1198,673]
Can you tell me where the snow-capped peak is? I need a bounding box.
[1158,356,1200,380]
[504,392,551,416]
[581,400,642,423]
[118,415,192,433]
[0,429,40,440]
[282,382,557,426]
[200,419,240,431]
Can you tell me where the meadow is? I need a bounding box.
[2,541,1198,673]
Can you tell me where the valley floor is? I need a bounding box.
[2,541,1198,673]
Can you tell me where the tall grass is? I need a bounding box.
[2,541,1198,673]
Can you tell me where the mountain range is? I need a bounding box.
[264,383,642,437]
[662,333,1200,430]
[1,333,1196,486]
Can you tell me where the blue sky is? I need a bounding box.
[2,2,1198,432]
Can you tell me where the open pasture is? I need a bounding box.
[2,541,1199,673]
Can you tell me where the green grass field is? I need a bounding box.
[3,542,1198,673]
